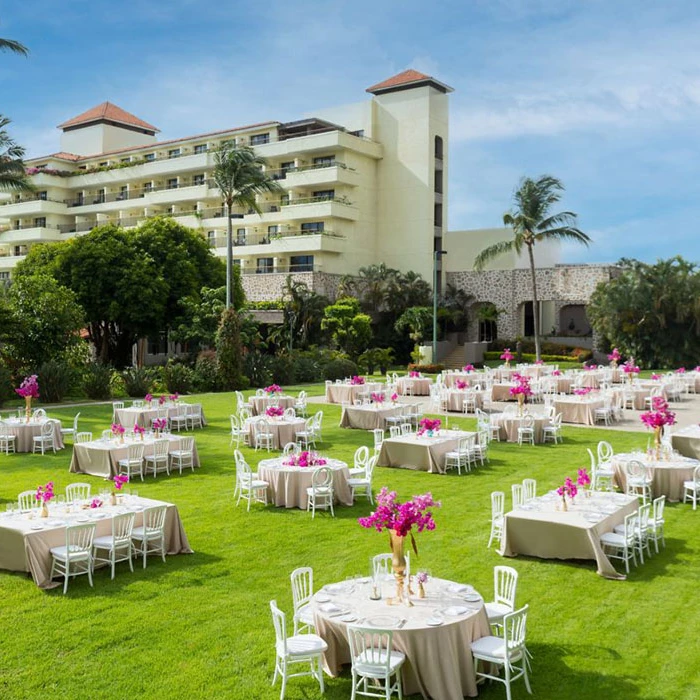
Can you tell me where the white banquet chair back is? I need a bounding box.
[61,412,81,441]
[306,466,334,518]
[283,442,300,456]
[131,504,167,568]
[75,431,93,444]
[118,442,145,482]
[92,511,136,579]
[32,421,56,455]
[485,565,519,629]
[349,445,370,477]
[522,479,536,503]
[145,438,171,477]
[511,484,523,510]
[290,566,315,634]
[66,482,91,503]
[269,599,327,700]
[346,626,405,700]
[32,408,47,420]
[683,464,700,510]
[372,549,411,580]
[18,490,37,512]
[235,460,268,511]
[649,496,666,552]
[389,426,401,438]
[170,436,195,474]
[488,491,505,548]
[348,455,376,505]
[283,407,296,420]
[0,421,16,454]
[111,401,124,423]
[230,414,244,448]
[372,428,384,453]
[50,523,97,594]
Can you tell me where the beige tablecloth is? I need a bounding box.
[257,458,352,508]
[69,435,201,478]
[378,431,475,474]
[244,418,306,450]
[445,390,484,413]
[577,371,603,389]
[339,405,403,430]
[672,426,700,460]
[396,377,432,396]
[3,419,64,453]
[491,412,548,443]
[116,403,207,429]
[554,377,573,393]
[442,372,484,389]
[553,397,604,425]
[0,496,192,589]
[249,395,295,416]
[499,492,639,579]
[490,383,517,402]
[314,576,490,700]
[325,383,382,404]
[612,453,700,502]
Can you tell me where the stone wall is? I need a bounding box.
[241,271,345,302]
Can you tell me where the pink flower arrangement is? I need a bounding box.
[622,362,640,375]
[133,424,145,436]
[283,451,327,467]
[90,498,103,509]
[153,418,168,431]
[169,393,180,401]
[573,387,593,396]
[15,375,40,399]
[264,384,282,394]
[455,379,468,390]
[535,359,544,365]
[266,405,284,418]
[113,474,129,490]
[358,487,441,538]
[416,571,429,584]
[370,392,385,404]
[552,369,562,376]
[557,477,578,500]
[509,373,533,397]
[500,349,514,362]
[462,364,474,372]
[144,393,153,403]
[676,367,686,374]
[390,392,398,402]
[640,397,676,429]
[159,395,167,405]
[417,417,441,436]
[576,468,591,488]
[349,376,365,385]
[35,481,54,504]
[111,423,125,436]
[409,371,421,378]
[695,366,700,372]
[607,348,621,362]
[651,373,661,381]
[584,364,598,370]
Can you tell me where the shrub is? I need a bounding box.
[270,354,296,385]
[0,362,13,408]
[121,367,154,397]
[216,308,246,390]
[37,360,74,403]
[243,351,272,388]
[407,363,444,374]
[323,358,359,381]
[193,350,221,392]
[293,355,322,383]
[83,363,113,400]
[483,351,584,363]
[162,361,194,394]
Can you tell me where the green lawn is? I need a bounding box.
[0,390,698,700]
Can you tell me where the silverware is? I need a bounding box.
[397,618,407,629]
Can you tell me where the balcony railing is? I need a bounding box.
[1,194,65,206]
[207,229,341,248]
[0,223,60,231]
[240,264,321,275]
[65,179,213,207]
[268,161,353,180]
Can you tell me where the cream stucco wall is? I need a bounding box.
[60,123,157,157]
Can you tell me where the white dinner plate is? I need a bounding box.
[443,605,469,616]
[447,583,472,594]
[30,524,44,531]
[76,516,89,523]
[315,593,331,603]
[366,615,400,629]
[425,617,443,626]
[463,593,481,603]
[324,584,344,594]
[319,602,342,614]
[340,614,357,623]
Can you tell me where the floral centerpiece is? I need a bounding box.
[370,392,385,405]
[577,467,591,495]
[390,392,399,404]
[283,451,327,467]
[90,498,103,509]
[35,481,54,518]
[417,417,441,437]
[622,361,640,383]
[584,363,598,370]
[111,473,129,505]
[264,384,282,395]
[650,373,661,381]
[509,373,533,413]
[145,393,153,405]
[266,405,284,418]
[557,477,578,511]
[349,376,365,386]
[158,395,167,405]
[640,396,676,455]
[552,369,562,377]
[607,347,621,367]
[153,417,168,436]
[133,424,145,440]
[359,488,440,605]
[169,393,180,402]
[500,348,514,367]
[111,422,125,443]
[462,364,475,373]
[15,375,40,423]
[408,370,421,378]
[535,359,544,366]
[676,367,686,374]
[573,387,593,397]
[455,379,468,390]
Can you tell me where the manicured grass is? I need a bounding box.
[0,390,698,699]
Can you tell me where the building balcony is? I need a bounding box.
[282,163,359,189]
[208,230,345,257]
[0,225,64,244]
[0,253,28,270]
[0,198,68,217]
[257,130,382,160]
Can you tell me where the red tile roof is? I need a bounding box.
[46,152,83,162]
[58,102,159,132]
[366,69,453,95]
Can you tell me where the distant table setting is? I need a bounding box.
[249,395,296,416]
[115,402,206,429]
[612,451,700,501]
[244,416,306,450]
[378,430,475,474]
[339,404,404,430]
[396,377,432,396]
[0,417,64,453]
[325,382,383,405]
[553,395,605,425]
[491,411,548,443]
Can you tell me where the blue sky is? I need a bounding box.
[2,0,699,265]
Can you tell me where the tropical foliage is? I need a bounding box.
[321,296,372,359]
[0,116,33,193]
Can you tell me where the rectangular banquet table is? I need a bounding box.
[314,576,491,700]
[0,496,192,589]
[396,377,432,396]
[257,458,353,508]
[115,403,206,429]
[69,435,201,478]
[2,418,64,453]
[672,425,700,460]
[499,491,639,579]
[377,430,475,474]
[612,452,700,502]
[325,382,382,404]
[249,395,296,416]
[339,404,404,430]
[553,396,605,425]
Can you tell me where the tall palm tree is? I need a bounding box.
[0,36,29,56]
[474,175,591,360]
[0,116,33,193]
[212,143,282,307]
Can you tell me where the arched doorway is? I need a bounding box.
[560,304,591,336]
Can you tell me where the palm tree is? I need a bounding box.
[0,116,33,193]
[474,175,591,360]
[212,143,283,307]
[0,36,29,56]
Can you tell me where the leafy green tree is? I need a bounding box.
[212,143,283,307]
[321,296,372,359]
[0,116,33,193]
[394,306,433,362]
[216,308,246,389]
[474,175,591,360]
[587,257,700,368]
[282,276,328,350]
[172,286,226,353]
[2,274,85,370]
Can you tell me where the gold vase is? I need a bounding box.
[25,396,31,423]
[388,531,412,606]
[561,495,568,512]
[110,492,117,506]
[517,393,525,416]
[40,503,48,518]
[418,581,426,599]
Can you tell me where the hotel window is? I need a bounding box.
[434,169,443,194]
[250,133,270,146]
[193,174,205,186]
[143,182,153,193]
[256,257,274,273]
[313,189,335,201]
[168,148,181,159]
[268,225,280,236]
[145,153,155,162]
[194,144,208,154]
[434,203,443,227]
[120,157,131,163]
[99,162,108,167]
[313,155,335,167]
[233,259,241,267]
[236,228,246,245]
[279,161,295,178]
[167,178,179,190]
[300,222,324,233]
[38,191,47,201]
[117,186,128,201]
[290,255,314,272]
[34,217,46,228]
[434,135,444,159]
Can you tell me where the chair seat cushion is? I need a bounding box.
[355,649,406,676]
[485,602,512,621]
[306,487,332,495]
[50,545,91,560]
[599,531,625,546]
[347,479,369,488]
[170,450,192,459]
[282,633,328,656]
[683,480,699,490]
[471,634,506,659]
[93,535,118,548]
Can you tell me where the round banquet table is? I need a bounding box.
[491,412,548,443]
[612,452,700,502]
[257,457,352,508]
[2,418,64,453]
[445,390,484,412]
[313,576,490,700]
[249,395,296,416]
[244,417,306,450]
[442,372,483,389]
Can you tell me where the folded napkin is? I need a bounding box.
[319,602,341,614]
[443,605,469,616]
